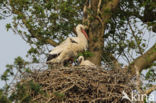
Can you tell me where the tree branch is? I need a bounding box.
[82,0,91,26]
[82,1,88,24]
[10,0,58,46]
[128,20,143,55]
[135,65,143,93]
[109,53,121,70]
[101,0,120,22]
[97,0,102,14]
[144,85,156,95]
[128,43,156,75]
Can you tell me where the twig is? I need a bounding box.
[128,19,143,55]
[96,16,103,26]
[97,0,102,15]
[144,85,156,95]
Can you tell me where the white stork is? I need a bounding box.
[46,24,88,65]
[78,56,96,68]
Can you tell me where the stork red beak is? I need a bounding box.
[81,28,88,40]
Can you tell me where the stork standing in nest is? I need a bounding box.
[46,24,88,65]
[78,56,96,68]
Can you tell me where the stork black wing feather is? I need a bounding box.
[70,38,78,44]
[47,53,61,61]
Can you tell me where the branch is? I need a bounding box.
[82,0,91,26]
[82,0,89,24]
[96,16,103,26]
[97,0,102,14]
[101,0,120,67]
[82,3,87,24]
[109,54,121,70]
[10,0,58,46]
[144,85,156,95]
[128,43,156,75]
[135,65,143,93]
[101,0,120,21]
[23,19,58,46]
[128,20,143,55]
[126,1,156,32]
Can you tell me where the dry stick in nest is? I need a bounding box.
[13,66,134,103]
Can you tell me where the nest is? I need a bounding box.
[15,66,134,103]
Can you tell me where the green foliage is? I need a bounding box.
[28,80,42,95]
[14,56,25,66]
[145,69,156,82]
[9,80,42,103]
[1,56,31,87]
[1,0,154,63]
[0,89,11,103]
[144,97,147,103]
[53,92,65,100]
[0,16,3,20]
[1,65,13,81]
[27,47,39,54]
[6,23,11,31]
[0,0,156,101]
[9,0,82,45]
[78,51,94,58]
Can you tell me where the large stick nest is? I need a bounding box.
[16,66,134,103]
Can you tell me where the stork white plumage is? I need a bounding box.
[46,24,88,65]
[78,56,96,68]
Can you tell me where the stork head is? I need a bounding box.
[78,56,84,64]
[76,24,88,40]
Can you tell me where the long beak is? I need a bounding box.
[81,28,89,40]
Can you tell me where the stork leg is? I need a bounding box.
[58,49,75,67]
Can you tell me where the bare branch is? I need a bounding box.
[128,20,143,55]
[144,85,156,95]
[9,0,58,46]
[129,43,156,75]
[96,16,103,26]
[103,53,122,70]
[82,0,89,24]
[97,0,102,14]
[82,4,87,24]
[82,0,92,26]
[135,65,143,93]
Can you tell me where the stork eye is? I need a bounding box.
[79,58,82,63]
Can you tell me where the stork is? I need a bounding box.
[46,24,88,65]
[78,56,96,68]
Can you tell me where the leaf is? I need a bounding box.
[6,24,11,31]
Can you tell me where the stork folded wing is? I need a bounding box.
[47,53,61,62]
[46,24,88,65]
[70,38,78,44]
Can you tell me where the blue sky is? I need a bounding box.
[0,18,30,87]
[0,17,155,101]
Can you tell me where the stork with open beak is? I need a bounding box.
[78,56,97,68]
[46,24,88,65]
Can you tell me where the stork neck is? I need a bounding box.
[82,57,84,62]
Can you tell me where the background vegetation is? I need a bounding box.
[0,0,155,102]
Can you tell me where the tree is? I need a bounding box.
[0,0,156,102]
